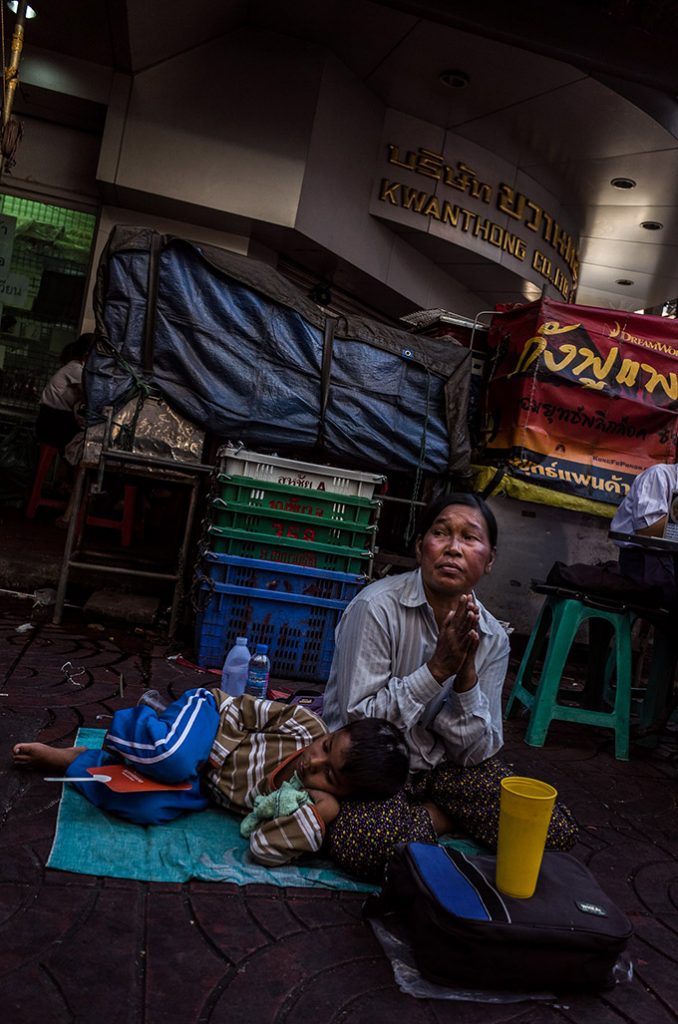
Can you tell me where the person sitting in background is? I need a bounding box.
[610,462,678,608]
[12,686,409,869]
[322,492,578,880]
[36,332,93,456]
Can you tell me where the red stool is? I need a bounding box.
[27,444,137,547]
[26,444,67,519]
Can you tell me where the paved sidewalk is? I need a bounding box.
[1,594,677,1023]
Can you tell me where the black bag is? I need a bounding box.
[364,843,632,993]
[545,559,666,608]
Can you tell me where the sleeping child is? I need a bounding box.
[12,686,409,867]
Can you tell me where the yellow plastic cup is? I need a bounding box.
[495,776,557,899]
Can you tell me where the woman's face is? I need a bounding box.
[416,504,496,600]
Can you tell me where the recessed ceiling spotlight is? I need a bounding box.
[616,279,634,286]
[439,69,469,89]
[610,177,636,189]
[641,220,663,231]
[6,1,37,16]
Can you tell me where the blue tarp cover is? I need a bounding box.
[87,226,472,476]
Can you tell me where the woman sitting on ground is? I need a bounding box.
[322,492,579,880]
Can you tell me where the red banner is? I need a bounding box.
[481,298,678,507]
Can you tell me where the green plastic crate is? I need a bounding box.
[215,473,379,527]
[206,524,371,574]
[210,498,377,549]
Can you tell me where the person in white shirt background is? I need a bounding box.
[34,332,94,526]
[322,493,578,880]
[36,332,94,457]
[610,462,678,608]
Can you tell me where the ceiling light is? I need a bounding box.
[610,177,636,189]
[439,70,469,89]
[641,220,663,231]
[521,281,542,302]
[616,279,634,286]
[6,1,37,16]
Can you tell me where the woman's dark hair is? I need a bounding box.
[339,718,409,799]
[416,492,498,548]
[60,332,95,365]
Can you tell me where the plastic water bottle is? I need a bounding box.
[244,643,271,699]
[221,636,251,697]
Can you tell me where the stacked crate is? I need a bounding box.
[194,446,385,682]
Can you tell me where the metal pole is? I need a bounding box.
[169,475,201,638]
[53,463,87,625]
[2,1,27,128]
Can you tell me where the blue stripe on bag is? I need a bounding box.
[408,843,510,923]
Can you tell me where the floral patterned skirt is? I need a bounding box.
[326,756,578,882]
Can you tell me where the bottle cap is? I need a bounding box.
[235,636,248,644]
[255,643,268,654]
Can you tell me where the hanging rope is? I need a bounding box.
[1,116,22,171]
[115,390,148,452]
[93,337,162,451]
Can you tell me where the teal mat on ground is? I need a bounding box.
[47,728,483,889]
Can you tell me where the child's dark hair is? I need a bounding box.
[416,492,498,548]
[339,718,409,799]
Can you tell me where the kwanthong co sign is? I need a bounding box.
[370,115,579,301]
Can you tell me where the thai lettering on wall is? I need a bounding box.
[370,115,579,302]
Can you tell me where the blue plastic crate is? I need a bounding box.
[199,551,366,597]
[194,554,364,679]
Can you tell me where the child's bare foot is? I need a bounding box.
[12,743,86,772]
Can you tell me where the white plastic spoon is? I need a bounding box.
[44,774,113,783]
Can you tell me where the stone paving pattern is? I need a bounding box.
[1,595,677,1024]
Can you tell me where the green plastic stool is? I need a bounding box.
[505,586,633,760]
